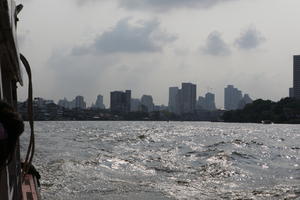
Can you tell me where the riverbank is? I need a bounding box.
[222,97,300,124]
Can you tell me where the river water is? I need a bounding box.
[21,121,300,200]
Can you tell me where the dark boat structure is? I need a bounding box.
[0,0,39,199]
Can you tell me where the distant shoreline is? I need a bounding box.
[22,120,300,125]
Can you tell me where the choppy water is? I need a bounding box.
[21,121,300,200]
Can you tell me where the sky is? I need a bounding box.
[16,0,300,108]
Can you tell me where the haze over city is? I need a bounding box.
[17,0,300,108]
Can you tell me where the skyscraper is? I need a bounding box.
[181,83,197,113]
[93,95,105,109]
[197,92,216,111]
[168,87,179,113]
[58,98,72,109]
[197,96,206,110]
[110,90,131,113]
[141,95,154,112]
[175,89,183,114]
[130,98,141,112]
[289,88,294,98]
[125,90,131,112]
[238,94,253,109]
[169,83,197,114]
[74,95,86,109]
[224,85,242,110]
[293,55,300,99]
[205,92,217,111]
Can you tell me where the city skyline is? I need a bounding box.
[54,82,251,111]
[17,0,300,107]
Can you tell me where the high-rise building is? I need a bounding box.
[224,85,243,110]
[58,96,87,109]
[58,97,76,109]
[131,98,141,112]
[110,91,123,112]
[181,83,196,113]
[289,88,294,98]
[175,89,183,114]
[141,95,154,112]
[58,98,72,109]
[169,83,197,114]
[125,90,131,112]
[197,92,216,111]
[238,94,253,109]
[74,96,86,109]
[168,87,179,113]
[110,90,131,113]
[93,95,105,109]
[197,96,206,110]
[205,92,217,111]
[34,97,46,107]
[293,55,300,99]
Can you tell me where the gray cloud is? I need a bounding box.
[235,27,266,50]
[74,0,102,6]
[201,31,231,56]
[119,0,237,11]
[72,18,176,55]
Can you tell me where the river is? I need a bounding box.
[21,121,300,200]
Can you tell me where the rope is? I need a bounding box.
[20,54,35,180]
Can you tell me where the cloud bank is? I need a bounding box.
[119,0,238,11]
[72,18,176,55]
[235,27,266,50]
[201,31,231,56]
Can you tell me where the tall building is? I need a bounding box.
[289,88,294,98]
[197,92,216,111]
[293,55,300,99]
[181,83,197,113]
[34,97,54,107]
[168,87,179,113]
[93,95,105,109]
[205,92,217,111]
[175,89,183,114]
[141,95,154,112]
[197,96,206,110]
[125,90,131,112]
[169,83,197,114]
[131,98,141,112]
[110,90,131,113]
[224,85,243,110]
[238,94,253,109]
[74,96,86,109]
[58,98,72,109]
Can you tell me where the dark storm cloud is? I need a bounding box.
[72,18,176,55]
[201,31,231,56]
[235,27,266,50]
[119,0,237,11]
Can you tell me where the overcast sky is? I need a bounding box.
[16,0,300,108]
